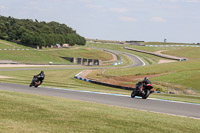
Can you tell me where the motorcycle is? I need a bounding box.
[131,82,154,99]
[29,75,43,87]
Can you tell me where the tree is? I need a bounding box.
[0,15,86,47]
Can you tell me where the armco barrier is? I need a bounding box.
[74,70,133,90]
[90,80,133,90]
[74,71,162,93]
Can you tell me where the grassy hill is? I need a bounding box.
[0,40,113,64]
[86,42,200,94]
[88,43,163,65]
[0,39,29,49]
[126,45,200,59]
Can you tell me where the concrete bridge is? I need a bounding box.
[62,57,102,66]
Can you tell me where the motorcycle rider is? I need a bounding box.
[131,77,153,99]
[36,71,45,84]
[142,77,151,85]
[140,77,151,93]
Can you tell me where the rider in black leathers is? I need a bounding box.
[142,77,151,85]
[36,71,45,84]
[140,77,151,93]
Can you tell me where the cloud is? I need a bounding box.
[120,17,136,22]
[80,0,93,2]
[151,17,165,22]
[186,0,200,3]
[110,8,129,13]
[169,0,200,3]
[168,0,180,2]
[0,5,7,10]
[87,4,103,8]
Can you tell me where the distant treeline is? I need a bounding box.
[0,16,86,47]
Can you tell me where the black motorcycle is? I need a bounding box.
[29,71,45,88]
[131,82,154,99]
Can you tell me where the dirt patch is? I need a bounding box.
[78,70,95,78]
[154,50,184,59]
[110,53,118,62]
[158,60,177,64]
[85,48,92,50]
[87,74,162,88]
[0,75,13,79]
[154,50,167,54]
[154,50,182,64]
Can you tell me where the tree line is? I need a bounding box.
[0,16,86,47]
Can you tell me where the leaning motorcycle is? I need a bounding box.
[29,75,43,88]
[131,82,154,99]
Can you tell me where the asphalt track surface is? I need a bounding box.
[0,82,200,119]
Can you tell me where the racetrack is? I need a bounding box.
[0,82,199,119]
[0,49,199,120]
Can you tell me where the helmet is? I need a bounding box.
[144,77,149,80]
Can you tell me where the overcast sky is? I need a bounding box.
[0,0,200,43]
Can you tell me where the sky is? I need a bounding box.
[0,0,200,43]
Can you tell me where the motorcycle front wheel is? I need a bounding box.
[142,89,150,99]
[131,89,137,98]
[34,81,41,88]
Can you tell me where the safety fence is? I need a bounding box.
[74,71,133,91]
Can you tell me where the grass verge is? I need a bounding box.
[0,90,200,133]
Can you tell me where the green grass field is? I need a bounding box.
[88,43,163,65]
[0,90,200,133]
[90,59,200,91]
[127,45,200,59]
[87,43,200,94]
[143,42,197,45]
[88,42,200,60]
[0,39,30,49]
[0,40,113,64]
